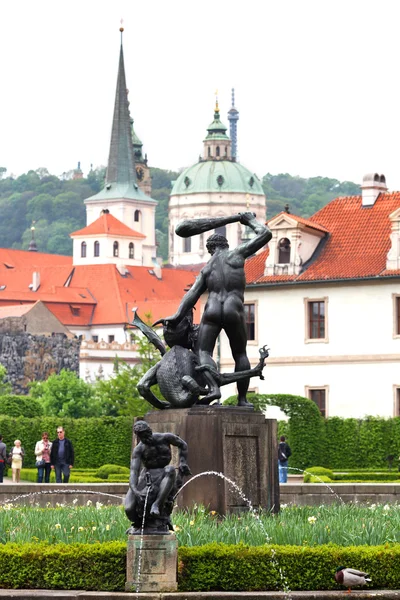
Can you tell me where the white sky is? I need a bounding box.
[2,0,400,189]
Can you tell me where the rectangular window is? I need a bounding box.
[244,303,255,341]
[92,335,99,343]
[309,389,326,417]
[108,335,115,343]
[397,297,400,336]
[395,387,400,417]
[308,300,325,339]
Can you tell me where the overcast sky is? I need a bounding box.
[2,0,400,190]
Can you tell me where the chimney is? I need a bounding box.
[361,173,387,207]
[153,257,163,280]
[29,271,41,292]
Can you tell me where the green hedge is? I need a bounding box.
[0,394,43,418]
[178,543,400,591]
[0,542,125,591]
[1,542,400,591]
[0,416,133,469]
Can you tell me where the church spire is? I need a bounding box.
[228,88,239,160]
[105,27,138,186]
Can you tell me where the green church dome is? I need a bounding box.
[171,160,264,196]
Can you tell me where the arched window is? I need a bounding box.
[113,241,119,257]
[81,241,87,258]
[208,147,211,157]
[216,146,220,157]
[224,146,228,156]
[94,241,100,257]
[183,237,191,253]
[278,238,291,263]
[129,242,134,259]
[134,210,140,222]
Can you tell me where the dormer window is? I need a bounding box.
[129,243,134,259]
[278,238,291,264]
[113,241,119,257]
[81,242,87,258]
[94,241,100,257]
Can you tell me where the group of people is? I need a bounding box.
[0,428,74,484]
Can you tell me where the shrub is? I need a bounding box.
[303,467,334,483]
[1,542,400,591]
[95,464,130,479]
[178,543,400,591]
[0,394,43,418]
[0,542,125,591]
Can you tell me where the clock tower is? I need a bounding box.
[131,117,152,197]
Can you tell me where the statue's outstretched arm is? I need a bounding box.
[154,272,207,327]
[237,212,272,258]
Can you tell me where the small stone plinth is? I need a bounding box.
[125,533,177,592]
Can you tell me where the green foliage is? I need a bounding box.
[0,394,43,417]
[179,543,400,591]
[224,393,325,470]
[0,415,132,469]
[0,365,11,395]
[262,173,361,219]
[0,542,126,591]
[29,369,100,418]
[303,466,334,483]
[95,464,130,479]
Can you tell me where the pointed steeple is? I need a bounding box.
[202,94,231,161]
[105,29,137,186]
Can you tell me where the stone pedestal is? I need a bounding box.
[125,533,177,592]
[143,406,279,514]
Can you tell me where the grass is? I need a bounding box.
[1,501,400,547]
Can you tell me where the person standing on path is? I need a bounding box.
[0,435,6,483]
[278,435,292,484]
[50,427,74,483]
[35,432,52,483]
[10,440,24,483]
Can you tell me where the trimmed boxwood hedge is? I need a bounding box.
[0,542,399,591]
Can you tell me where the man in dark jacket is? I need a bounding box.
[50,427,74,483]
[0,435,6,483]
[278,435,291,484]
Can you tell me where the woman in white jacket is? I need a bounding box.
[35,432,52,483]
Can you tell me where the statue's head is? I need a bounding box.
[164,310,198,350]
[134,420,152,442]
[206,233,229,255]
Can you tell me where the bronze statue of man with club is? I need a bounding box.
[156,212,271,407]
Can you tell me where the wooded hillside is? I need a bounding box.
[0,165,360,260]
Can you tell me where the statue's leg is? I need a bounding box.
[150,466,176,516]
[225,317,251,407]
[137,364,171,409]
[196,318,222,403]
[124,486,138,523]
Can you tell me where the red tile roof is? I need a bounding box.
[246,192,400,285]
[70,212,146,239]
[0,304,33,318]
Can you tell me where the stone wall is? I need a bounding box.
[0,333,81,394]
